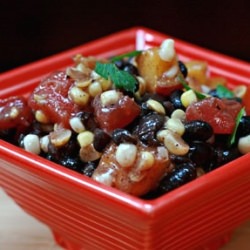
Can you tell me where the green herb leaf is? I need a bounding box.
[110,50,142,62]
[216,85,234,99]
[228,107,245,146]
[95,62,138,92]
[177,74,207,100]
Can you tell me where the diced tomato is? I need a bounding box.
[186,97,242,134]
[93,93,140,132]
[0,96,33,130]
[28,71,81,127]
[155,82,183,96]
[155,77,183,96]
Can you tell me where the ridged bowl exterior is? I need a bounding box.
[0,27,250,250]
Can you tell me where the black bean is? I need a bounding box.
[236,116,250,138]
[114,60,124,69]
[188,141,216,171]
[159,162,197,194]
[46,138,98,175]
[77,112,97,132]
[140,102,152,116]
[13,130,24,145]
[77,111,92,121]
[112,128,137,145]
[169,89,185,110]
[183,120,213,142]
[135,112,165,146]
[139,92,167,104]
[214,146,241,168]
[170,155,193,165]
[213,134,231,148]
[115,60,139,76]
[123,63,139,76]
[60,156,82,171]
[79,161,99,177]
[28,121,47,136]
[162,101,175,116]
[207,89,218,98]
[46,136,80,162]
[178,61,188,78]
[93,128,111,152]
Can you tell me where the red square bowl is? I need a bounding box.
[0,27,250,250]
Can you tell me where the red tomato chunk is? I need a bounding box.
[0,96,33,130]
[93,92,140,132]
[28,71,82,127]
[186,97,243,134]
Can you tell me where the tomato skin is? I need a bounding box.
[155,82,183,96]
[0,96,33,130]
[186,97,242,134]
[155,77,183,96]
[28,71,81,127]
[93,93,140,132]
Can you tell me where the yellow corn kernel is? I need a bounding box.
[159,39,176,62]
[88,81,103,97]
[9,107,19,119]
[136,151,155,171]
[146,99,166,115]
[77,131,94,148]
[75,79,92,88]
[50,129,72,147]
[181,89,197,108]
[100,90,120,106]
[233,85,247,99]
[99,78,112,91]
[35,110,50,124]
[165,118,185,136]
[163,129,189,156]
[69,86,90,106]
[171,109,186,121]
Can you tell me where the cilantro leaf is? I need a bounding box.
[216,85,234,99]
[177,74,206,100]
[110,50,142,62]
[228,107,245,146]
[95,62,138,93]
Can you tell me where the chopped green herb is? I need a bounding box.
[110,50,142,62]
[95,62,138,93]
[216,84,234,99]
[228,107,245,146]
[177,74,206,100]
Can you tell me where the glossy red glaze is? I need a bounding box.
[186,97,243,134]
[0,27,250,250]
[93,93,140,132]
[0,96,33,130]
[155,81,183,96]
[28,71,81,127]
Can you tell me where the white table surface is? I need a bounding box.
[0,188,249,250]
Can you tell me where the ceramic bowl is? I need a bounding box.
[0,27,250,250]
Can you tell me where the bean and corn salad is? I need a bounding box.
[1,39,250,198]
